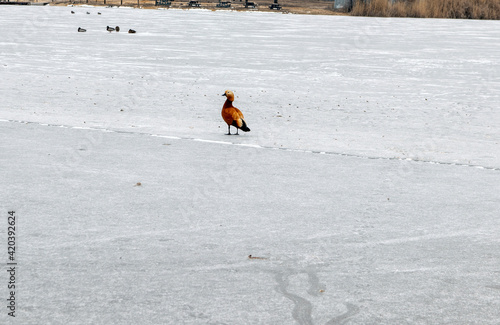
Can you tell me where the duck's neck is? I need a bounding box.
[223,99,233,108]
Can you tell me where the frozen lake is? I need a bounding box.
[1,5,499,324]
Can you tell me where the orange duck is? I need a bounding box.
[221,90,251,135]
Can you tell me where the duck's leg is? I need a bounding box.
[226,125,231,135]
[235,128,239,135]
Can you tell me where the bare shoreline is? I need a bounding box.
[46,0,348,16]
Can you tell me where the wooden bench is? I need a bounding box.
[216,1,231,7]
[245,1,256,8]
[155,0,171,6]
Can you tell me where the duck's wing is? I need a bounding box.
[230,108,248,129]
[230,107,244,120]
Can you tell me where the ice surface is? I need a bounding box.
[1,5,499,324]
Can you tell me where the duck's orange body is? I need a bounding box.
[221,90,250,135]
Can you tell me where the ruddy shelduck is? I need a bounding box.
[221,90,251,135]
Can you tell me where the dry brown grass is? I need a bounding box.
[352,0,500,19]
[351,0,389,16]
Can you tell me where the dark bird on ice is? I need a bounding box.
[78,27,86,32]
[106,26,115,32]
[128,29,136,34]
[115,26,120,32]
[221,90,250,135]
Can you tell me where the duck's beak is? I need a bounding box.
[222,93,227,97]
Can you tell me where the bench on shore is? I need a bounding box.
[216,0,231,8]
[244,0,256,8]
[155,0,172,6]
[188,0,201,7]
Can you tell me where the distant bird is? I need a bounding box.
[115,26,120,32]
[98,12,102,15]
[106,26,115,32]
[86,11,90,14]
[128,29,136,34]
[221,90,250,135]
[71,10,75,14]
[78,27,86,32]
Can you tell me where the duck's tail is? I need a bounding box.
[240,119,251,132]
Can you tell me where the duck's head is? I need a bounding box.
[222,90,234,102]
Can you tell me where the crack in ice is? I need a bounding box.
[2,118,499,172]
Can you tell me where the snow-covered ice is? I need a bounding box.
[1,5,499,324]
